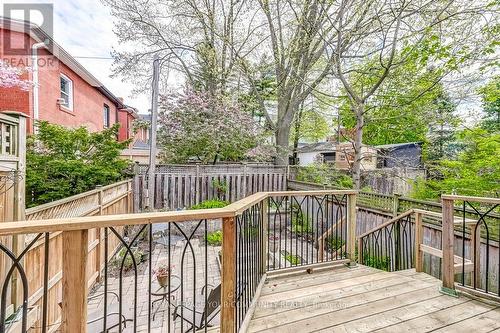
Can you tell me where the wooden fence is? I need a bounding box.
[135,164,288,211]
[288,179,499,290]
[4,180,132,333]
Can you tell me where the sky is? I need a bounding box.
[1,0,150,113]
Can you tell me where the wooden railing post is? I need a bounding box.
[441,197,457,296]
[62,229,89,333]
[221,216,236,333]
[95,186,103,282]
[414,212,423,272]
[347,193,357,266]
[470,223,481,289]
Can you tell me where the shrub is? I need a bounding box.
[205,230,223,246]
[113,248,144,271]
[296,163,353,189]
[291,210,313,234]
[363,254,391,271]
[326,237,345,251]
[284,254,301,265]
[191,199,229,210]
[26,121,131,207]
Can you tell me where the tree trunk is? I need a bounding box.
[292,108,304,165]
[275,124,291,166]
[352,104,364,190]
[274,99,296,166]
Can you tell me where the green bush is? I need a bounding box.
[326,237,345,251]
[291,210,313,234]
[363,254,391,271]
[26,121,131,207]
[205,230,223,246]
[191,199,229,210]
[284,254,301,265]
[296,163,353,189]
[113,248,144,271]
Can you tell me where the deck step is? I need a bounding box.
[420,244,474,273]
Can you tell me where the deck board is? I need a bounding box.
[247,265,500,333]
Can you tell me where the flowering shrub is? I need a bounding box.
[0,60,32,90]
[158,90,264,163]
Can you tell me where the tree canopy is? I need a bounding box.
[413,128,500,199]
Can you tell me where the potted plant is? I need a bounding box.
[154,264,171,287]
[269,234,280,253]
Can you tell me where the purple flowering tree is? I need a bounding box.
[158,90,269,164]
[0,60,32,90]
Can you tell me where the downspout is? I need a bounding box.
[32,42,47,133]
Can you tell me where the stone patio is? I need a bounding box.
[87,234,221,333]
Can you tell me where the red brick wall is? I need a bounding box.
[117,109,137,144]
[0,28,120,134]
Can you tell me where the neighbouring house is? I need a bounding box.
[0,18,139,145]
[335,142,378,171]
[296,141,378,171]
[120,114,159,163]
[296,142,337,166]
[375,142,423,169]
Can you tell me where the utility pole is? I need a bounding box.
[147,54,160,210]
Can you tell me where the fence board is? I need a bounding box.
[135,164,287,211]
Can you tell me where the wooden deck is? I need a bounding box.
[246,265,500,333]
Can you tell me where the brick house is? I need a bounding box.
[0,18,138,144]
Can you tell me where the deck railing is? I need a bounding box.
[359,195,500,302]
[0,189,356,333]
[441,195,500,301]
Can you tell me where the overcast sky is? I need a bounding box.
[2,0,150,113]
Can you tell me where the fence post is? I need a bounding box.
[392,193,401,217]
[221,216,236,333]
[133,162,140,213]
[414,212,423,272]
[347,193,357,266]
[242,163,247,197]
[62,229,89,333]
[441,197,457,296]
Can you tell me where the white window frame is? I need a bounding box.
[103,104,110,128]
[60,74,74,111]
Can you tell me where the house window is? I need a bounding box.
[60,74,73,110]
[103,104,110,128]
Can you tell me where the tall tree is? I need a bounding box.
[426,90,459,161]
[329,0,497,189]
[103,0,259,97]
[478,75,500,133]
[249,1,342,165]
